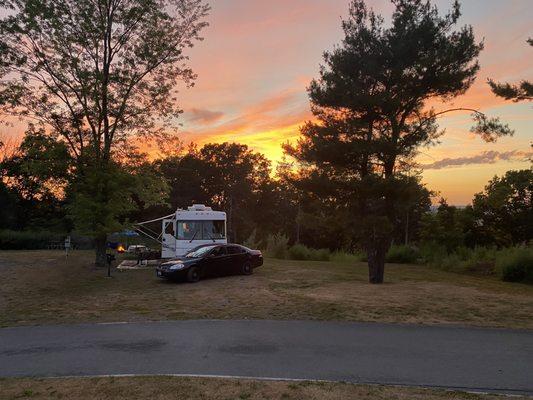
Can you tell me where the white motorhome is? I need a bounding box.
[136,204,227,258]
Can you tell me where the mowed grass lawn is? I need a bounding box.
[1,250,533,329]
[2,376,532,400]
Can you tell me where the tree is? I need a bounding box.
[472,170,532,246]
[1,128,72,230]
[488,39,533,102]
[195,142,271,242]
[0,0,209,266]
[285,0,511,283]
[419,199,466,252]
[150,142,278,243]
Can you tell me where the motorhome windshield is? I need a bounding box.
[177,220,225,240]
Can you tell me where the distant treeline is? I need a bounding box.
[1,138,531,254]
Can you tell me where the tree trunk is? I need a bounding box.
[366,238,390,284]
[94,235,108,268]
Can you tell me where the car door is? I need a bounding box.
[226,245,246,273]
[205,246,229,276]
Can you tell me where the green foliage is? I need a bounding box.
[154,142,278,243]
[330,251,365,263]
[287,243,310,260]
[419,199,466,252]
[242,229,262,250]
[266,233,289,259]
[67,162,169,238]
[385,245,419,264]
[472,169,532,247]
[287,244,331,261]
[284,0,486,283]
[0,230,63,250]
[432,253,463,272]
[460,247,498,274]
[0,0,209,265]
[310,248,331,261]
[418,242,448,264]
[497,247,533,283]
[420,243,533,284]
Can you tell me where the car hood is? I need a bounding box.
[161,258,199,266]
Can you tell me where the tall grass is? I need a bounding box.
[385,245,419,264]
[497,247,533,283]
[266,233,289,259]
[0,230,64,250]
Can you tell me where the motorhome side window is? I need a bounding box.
[176,220,226,240]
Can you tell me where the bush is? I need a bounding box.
[0,230,64,250]
[308,248,330,261]
[287,243,331,261]
[431,252,463,271]
[386,245,419,264]
[330,250,365,263]
[287,243,311,260]
[243,229,262,250]
[462,247,497,275]
[418,241,448,264]
[266,232,289,259]
[497,247,533,283]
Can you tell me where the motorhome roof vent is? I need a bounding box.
[187,204,212,211]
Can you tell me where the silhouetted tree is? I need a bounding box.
[286,0,512,283]
[472,170,533,246]
[488,39,533,102]
[0,0,209,266]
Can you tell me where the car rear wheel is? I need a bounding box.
[187,267,200,283]
[241,261,253,275]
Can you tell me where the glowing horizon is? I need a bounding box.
[1,0,531,205]
[174,0,532,205]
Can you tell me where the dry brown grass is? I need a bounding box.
[0,376,530,400]
[1,250,533,328]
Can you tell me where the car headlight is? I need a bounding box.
[169,263,185,271]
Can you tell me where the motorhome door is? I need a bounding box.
[161,219,176,258]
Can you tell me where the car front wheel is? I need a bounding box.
[241,261,253,275]
[187,266,200,283]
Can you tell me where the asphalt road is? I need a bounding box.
[1,320,532,394]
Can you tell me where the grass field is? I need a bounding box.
[1,376,531,400]
[1,250,533,328]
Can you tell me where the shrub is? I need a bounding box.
[330,250,365,263]
[0,230,64,250]
[385,245,419,264]
[430,252,462,271]
[497,247,533,283]
[288,243,311,260]
[266,232,289,259]
[243,229,262,250]
[462,247,497,275]
[418,241,447,264]
[287,244,331,261]
[308,248,330,261]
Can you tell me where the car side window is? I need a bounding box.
[211,246,227,257]
[227,246,244,255]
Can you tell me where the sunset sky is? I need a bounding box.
[0,0,531,205]
[174,0,532,205]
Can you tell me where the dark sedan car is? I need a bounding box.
[156,243,263,282]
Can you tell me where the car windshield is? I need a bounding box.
[184,245,218,258]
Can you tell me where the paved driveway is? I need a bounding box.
[1,320,532,394]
